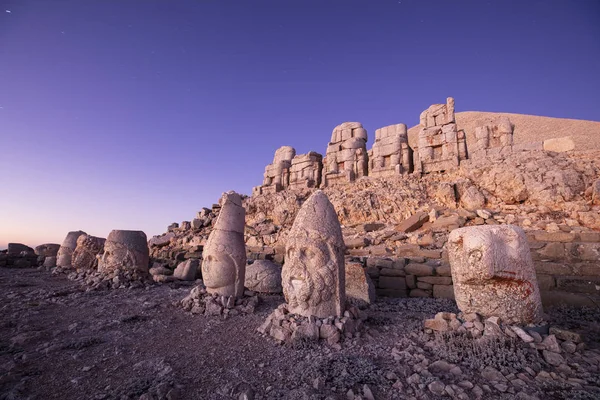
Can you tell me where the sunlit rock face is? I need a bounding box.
[98,230,149,275]
[201,191,246,298]
[56,231,87,268]
[72,234,105,271]
[253,146,296,195]
[322,122,368,187]
[448,224,543,325]
[282,190,345,318]
[245,260,282,293]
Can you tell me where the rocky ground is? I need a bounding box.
[1,268,599,400]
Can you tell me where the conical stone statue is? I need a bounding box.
[201,191,246,298]
[282,190,345,318]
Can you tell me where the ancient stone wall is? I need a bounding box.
[322,122,369,187]
[253,146,296,195]
[288,151,323,190]
[345,229,600,308]
[414,97,467,174]
[369,123,412,177]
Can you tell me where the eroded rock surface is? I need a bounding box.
[282,190,346,318]
[448,225,543,325]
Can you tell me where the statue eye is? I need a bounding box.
[468,250,483,263]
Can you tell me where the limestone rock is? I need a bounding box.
[415,97,466,174]
[202,191,246,298]
[57,231,87,268]
[173,259,198,281]
[98,230,149,276]
[34,243,60,257]
[322,122,368,187]
[448,225,543,325]
[282,190,346,317]
[253,146,296,195]
[369,123,412,177]
[72,235,105,271]
[288,151,323,190]
[7,243,34,257]
[244,260,282,293]
[543,136,575,152]
[345,261,375,308]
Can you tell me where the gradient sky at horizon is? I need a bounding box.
[1,0,599,249]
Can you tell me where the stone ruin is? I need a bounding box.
[414,97,467,174]
[259,191,367,345]
[447,224,543,325]
[252,96,559,195]
[282,190,346,317]
[71,234,106,271]
[288,151,323,190]
[0,243,37,268]
[202,191,247,298]
[470,116,515,159]
[35,243,60,268]
[98,230,150,281]
[369,123,412,177]
[322,122,368,187]
[252,146,296,195]
[56,230,87,268]
[180,191,259,317]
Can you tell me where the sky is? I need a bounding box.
[1,0,599,249]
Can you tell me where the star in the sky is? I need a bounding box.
[5,10,11,13]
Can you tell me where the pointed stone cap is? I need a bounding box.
[213,191,245,234]
[289,190,343,245]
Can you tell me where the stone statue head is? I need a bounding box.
[72,234,105,271]
[448,225,543,325]
[202,191,246,298]
[99,230,149,275]
[56,230,87,268]
[282,190,345,318]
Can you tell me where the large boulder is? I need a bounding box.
[72,235,105,271]
[7,243,34,257]
[245,260,282,293]
[448,225,543,325]
[98,230,149,276]
[56,231,87,267]
[345,261,375,308]
[34,243,60,257]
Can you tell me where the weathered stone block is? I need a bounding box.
[345,262,375,307]
[535,274,556,291]
[448,225,543,325]
[433,284,455,300]
[417,276,453,285]
[405,263,434,276]
[543,136,575,152]
[378,276,407,290]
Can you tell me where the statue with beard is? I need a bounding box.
[282,190,346,318]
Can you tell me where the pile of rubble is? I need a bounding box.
[257,303,367,346]
[179,284,259,317]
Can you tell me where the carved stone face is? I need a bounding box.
[282,190,345,318]
[201,191,246,298]
[448,225,543,325]
[56,231,87,268]
[283,236,335,313]
[72,235,105,271]
[202,231,246,297]
[98,230,149,276]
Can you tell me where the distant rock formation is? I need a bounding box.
[322,122,369,187]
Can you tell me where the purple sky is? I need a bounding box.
[1,0,599,249]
